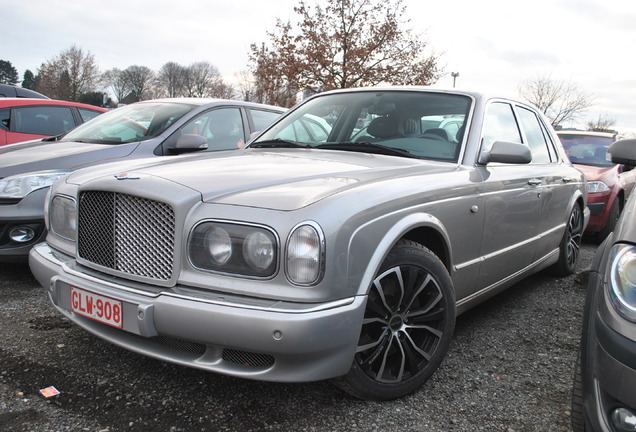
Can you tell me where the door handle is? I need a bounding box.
[562,177,575,183]
[528,179,542,186]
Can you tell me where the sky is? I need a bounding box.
[4,0,636,135]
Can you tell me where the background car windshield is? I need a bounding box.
[254,91,472,162]
[559,135,616,167]
[62,103,193,144]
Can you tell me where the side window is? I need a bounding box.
[250,109,281,133]
[541,122,559,162]
[0,108,9,131]
[481,102,522,152]
[180,108,245,151]
[276,114,331,143]
[517,106,551,164]
[13,106,75,136]
[78,108,104,123]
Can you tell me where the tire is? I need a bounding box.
[571,347,586,432]
[551,204,584,277]
[595,198,620,243]
[333,239,456,401]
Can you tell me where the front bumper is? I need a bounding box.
[29,243,366,382]
[581,264,636,431]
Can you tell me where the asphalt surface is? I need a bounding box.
[0,243,596,432]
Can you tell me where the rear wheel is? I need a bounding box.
[551,205,583,277]
[333,240,456,400]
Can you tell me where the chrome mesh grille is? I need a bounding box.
[78,191,175,280]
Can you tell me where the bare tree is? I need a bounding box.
[36,45,100,101]
[102,68,129,103]
[235,70,258,102]
[518,73,593,127]
[182,62,216,97]
[122,65,155,102]
[586,113,617,132]
[157,62,187,97]
[249,0,443,107]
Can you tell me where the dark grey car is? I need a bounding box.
[0,98,284,262]
[29,87,588,401]
[572,139,636,431]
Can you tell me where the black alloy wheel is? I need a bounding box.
[333,240,455,400]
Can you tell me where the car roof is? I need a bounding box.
[0,98,108,111]
[0,84,49,99]
[556,130,617,138]
[132,98,285,112]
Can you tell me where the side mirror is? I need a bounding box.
[609,139,636,166]
[478,141,532,164]
[169,134,208,154]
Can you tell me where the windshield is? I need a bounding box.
[62,102,194,144]
[251,91,472,162]
[558,134,616,167]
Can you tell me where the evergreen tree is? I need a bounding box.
[22,69,36,89]
[0,60,19,85]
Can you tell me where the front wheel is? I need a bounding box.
[551,204,584,277]
[333,240,456,400]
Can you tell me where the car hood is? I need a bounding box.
[574,163,618,183]
[67,149,459,211]
[0,139,139,177]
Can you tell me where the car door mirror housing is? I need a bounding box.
[609,139,636,166]
[170,134,208,154]
[479,141,532,165]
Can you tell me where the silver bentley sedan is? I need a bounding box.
[29,87,588,401]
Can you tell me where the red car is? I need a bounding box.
[558,130,636,241]
[0,98,107,145]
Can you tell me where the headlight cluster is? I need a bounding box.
[49,195,78,240]
[608,244,636,321]
[188,220,324,285]
[587,181,610,194]
[189,222,278,278]
[0,170,71,200]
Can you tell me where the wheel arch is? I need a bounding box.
[350,213,452,296]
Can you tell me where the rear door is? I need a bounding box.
[514,104,580,260]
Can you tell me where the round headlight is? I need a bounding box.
[204,226,232,265]
[243,231,275,270]
[286,223,323,285]
[609,244,636,321]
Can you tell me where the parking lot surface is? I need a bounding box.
[0,244,595,432]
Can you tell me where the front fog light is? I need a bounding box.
[9,226,36,243]
[611,407,636,432]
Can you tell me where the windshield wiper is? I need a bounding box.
[249,139,310,149]
[71,138,122,144]
[41,132,68,142]
[315,142,419,158]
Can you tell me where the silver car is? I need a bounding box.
[29,87,588,401]
[0,98,284,262]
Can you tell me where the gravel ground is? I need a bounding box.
[0,243,596,432]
